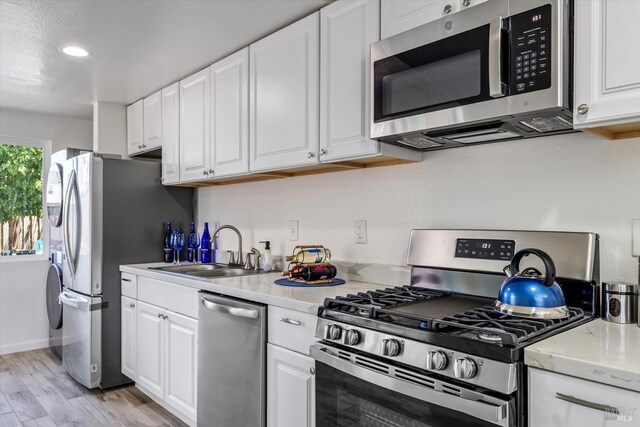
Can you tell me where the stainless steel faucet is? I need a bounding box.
[212,224,243,267]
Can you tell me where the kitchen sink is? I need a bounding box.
[149,263,266,278]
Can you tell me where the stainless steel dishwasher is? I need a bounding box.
[197,292,266,427]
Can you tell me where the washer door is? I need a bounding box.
[46,263,63,329]
[46,163,64,228]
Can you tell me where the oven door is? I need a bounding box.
[371,0,509,140]
[311,343,515,427]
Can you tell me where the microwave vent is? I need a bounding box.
[520,116,573,133]
[396,135,444,149]
[443,129,521,144]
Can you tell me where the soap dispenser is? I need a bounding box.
[260,241,272,272]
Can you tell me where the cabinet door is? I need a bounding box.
[267,344,315,427]
[121,296,136,380]
[180,68,211,182]
[136,301,164,398]
[126,100,144,155]
[320,0,380,162]
[574,0,640,131]
[143,90,162,151]
[381,0,445,39]
[164,310,198,422]
[249,13,320,172]
[529,368,640,427]
[211,47,250,177]
[161,83,180,185]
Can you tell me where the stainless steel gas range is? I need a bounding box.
[311,229,599,427]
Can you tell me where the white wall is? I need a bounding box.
[0,109,92,354]
[198,132,640,284]
[0,108,93,152]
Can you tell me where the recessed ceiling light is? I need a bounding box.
[61,46,91,57]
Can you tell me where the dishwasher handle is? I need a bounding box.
[201,297,259,319]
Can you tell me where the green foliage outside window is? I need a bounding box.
[0,144,43,254]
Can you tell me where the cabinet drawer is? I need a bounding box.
[529,368,640,426]
[121,273,137,298]
[137,276,199,319]
[268,306,317,355]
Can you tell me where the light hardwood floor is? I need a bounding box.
[0,348,187,426]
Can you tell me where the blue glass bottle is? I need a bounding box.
[163,222,173,263]
[200,222,211,263]
[187,222,196,263]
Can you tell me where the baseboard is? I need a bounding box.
[0,338,49,356]
[135,383,196,427]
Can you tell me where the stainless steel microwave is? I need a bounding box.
[371,0,574,150]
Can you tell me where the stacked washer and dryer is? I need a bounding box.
[45,148,86,359]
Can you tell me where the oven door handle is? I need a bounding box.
[310,344,511,427]
[489,16,505,98]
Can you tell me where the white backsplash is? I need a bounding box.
[197,131,640,284]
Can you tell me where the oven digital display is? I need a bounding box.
[455,239,515,260]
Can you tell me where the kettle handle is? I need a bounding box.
[508,248,556,286]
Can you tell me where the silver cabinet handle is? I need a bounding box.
[577,104,589,115]
[142,143,147,148]
[203,170,208,175]
[307,152,315,158]
[122,278,132,282]
[129,303,135,308]
[462,0,470,6]
[555,393,620,414]
[310,367,316,375]
[444,4,452,13]
[208,169,214,175]
[488,16,504,98]
[201,297,259,319]
[279,317,302,326]
[138,144,142,149]
[319,149,327,156]
[163,314,168,320]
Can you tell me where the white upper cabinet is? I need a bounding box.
[210,48,250,177]
[381,0,487,39]
[126,99,144,156]
[180,68,211,182]
[573,0,640,138]
[161,83,180,185]
[143,90,162,151]
[320,0,380,162]
[249,12,320,172]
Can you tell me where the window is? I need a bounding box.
[0,136,50,257]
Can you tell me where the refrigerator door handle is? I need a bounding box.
[64,170,80,276]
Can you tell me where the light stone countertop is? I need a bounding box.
[525,319,640,392]
[120,262,383,315]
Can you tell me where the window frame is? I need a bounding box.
[0,136,51,263]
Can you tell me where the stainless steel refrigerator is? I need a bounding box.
[59,152,193,389]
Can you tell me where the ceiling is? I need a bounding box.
[0,0,331,119]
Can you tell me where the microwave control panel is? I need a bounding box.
[509,4,552,95]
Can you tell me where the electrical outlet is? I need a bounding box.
[633,219,640,257]
[354,220,367,244]
[289,220,299,241]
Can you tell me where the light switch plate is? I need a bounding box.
[289,220,299,241]
[633,219,640,257]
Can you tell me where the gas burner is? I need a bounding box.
[477,328,505,343]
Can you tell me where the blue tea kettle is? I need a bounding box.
[494,248,570,319]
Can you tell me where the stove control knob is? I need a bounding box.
[343,329,360,346]
[454,357,478,379]
[325,324,342,340]
[381,339,402,357]
[426,350,448,371]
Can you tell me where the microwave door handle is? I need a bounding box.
[489,16,505,98]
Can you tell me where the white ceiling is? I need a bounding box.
[0,0,331,119]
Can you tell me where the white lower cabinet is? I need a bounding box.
[123,292,198,425]
[120,296,136,380]
[267,344,315,427]
[529,368,640,427]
